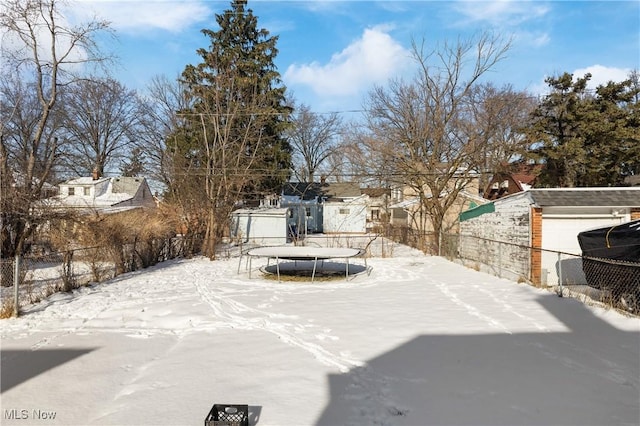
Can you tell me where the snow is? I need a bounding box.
[246,246,362,259]
[1,243,639,426]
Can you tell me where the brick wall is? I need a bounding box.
[530,207,543,286]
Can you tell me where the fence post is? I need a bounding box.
[557,252,563,297]
[498,241,502,278]
[13,255,20,317]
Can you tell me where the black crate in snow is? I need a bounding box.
[204,404,249,426]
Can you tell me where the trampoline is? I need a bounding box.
[240,246,367,282]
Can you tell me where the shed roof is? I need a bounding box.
[361,187,391,198]
[528,188,640,207]
[323,182,362,200]
[282,182,362,200]
[232,208,289,217]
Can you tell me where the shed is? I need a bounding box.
[321,183,368,234]
[323,195,368,234]
[459,187,640,286]
[230,208,290,246]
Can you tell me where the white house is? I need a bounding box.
[45,176,156,213]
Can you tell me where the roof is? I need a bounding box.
[282,182,362,201]
[111,177,145,195]
[64,177,110,185]
[232,208,289,217]
[528,188,640,207]
[323,182,361,200]
[361,187,391,198]
[282,182,324,200]
[46,176,150,210]
[512,173,536,186]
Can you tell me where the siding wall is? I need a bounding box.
[323,199,367,234]
[459,193,532,281]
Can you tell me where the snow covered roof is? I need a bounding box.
[45,176,150,211]
[232,207,290,217]
[63,177,110,185]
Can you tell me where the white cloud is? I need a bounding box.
[572,65,631,90]
[284,26,411,97]
[453,0,550,26]
[532,65,632,96]
[67,0,211,33]
[529,32,551,48]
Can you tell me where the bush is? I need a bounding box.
[49,208,178,277]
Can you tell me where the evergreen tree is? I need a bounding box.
[167,0,291,258]
[525,73,591,187]
[525,72,639,187]
[120,147,146,177]
[580,79,640,186]
[180,0,291,197]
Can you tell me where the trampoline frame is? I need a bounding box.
[239,246,367,282]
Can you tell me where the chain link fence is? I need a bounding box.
[379,227,639,316]
[440,233,640,316]
[3,230,638,317]
[1,236,188,317]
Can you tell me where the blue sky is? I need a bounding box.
[68,0,639,114]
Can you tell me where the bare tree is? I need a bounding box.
[137,74,191,193]
[0,0,111,262]
[165,76,279,259]
[59,76,142,177]
[463,83,538,190]
[361,33,511,251]
[286,102,343,182]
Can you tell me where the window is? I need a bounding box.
[68,187,75,196]
[305,207,311,217]
[371,209,380,220]
[339,208,350,215]
[84,187,90,196]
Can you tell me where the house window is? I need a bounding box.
[371,209,380,220]
[84,187,90,196]
[68,187,75,196]
[305,207,311,217]
[339,208,350,215]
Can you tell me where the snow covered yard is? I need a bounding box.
[1,247,638,426]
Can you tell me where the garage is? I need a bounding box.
[540,209,625,285]
[459,187,640,286]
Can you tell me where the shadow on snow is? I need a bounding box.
[315,294,640,426]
